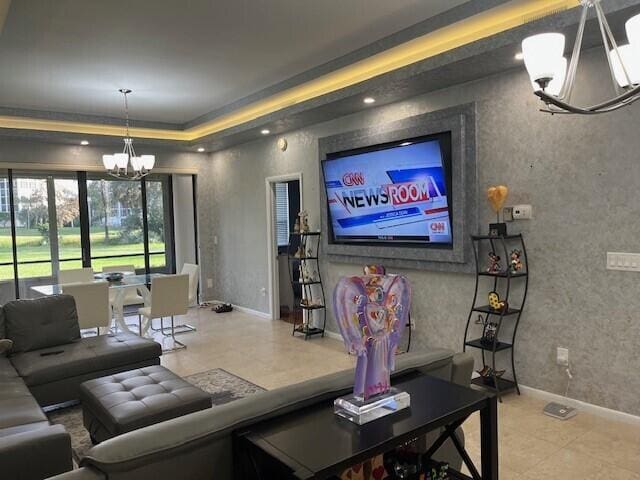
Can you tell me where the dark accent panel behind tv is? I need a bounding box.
[318,103,477,273]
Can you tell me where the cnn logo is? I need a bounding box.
[342,172,365,186]
[430,222,446,233]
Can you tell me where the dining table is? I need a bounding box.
[30,273,165,337]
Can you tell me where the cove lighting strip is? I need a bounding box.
[0,0,579,142]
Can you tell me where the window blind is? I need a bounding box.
[275,183,290,247]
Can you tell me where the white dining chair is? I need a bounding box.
[58,267,94,284]
[62,281,111,335]
[154,263,200,336]
[181,263,200,307]
[138,274,189,352]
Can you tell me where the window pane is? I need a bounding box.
[90,255,145,273]
[86,177,145,272]
[13,175,51,297]
[146,180,167,269]
[0,175,15,302]
[54,178,81,265]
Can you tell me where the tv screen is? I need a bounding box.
[322,132,452,247]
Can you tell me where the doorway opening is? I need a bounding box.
[266,173,302,321]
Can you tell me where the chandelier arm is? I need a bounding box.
[593,3,624,96]
[559,3,588,101]
[595,1,633,90]
[540,93,640,114]
[536,84,640,113]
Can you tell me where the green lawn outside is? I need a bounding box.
[0,226,166,278]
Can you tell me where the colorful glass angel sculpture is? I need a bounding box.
[333,272,411,401]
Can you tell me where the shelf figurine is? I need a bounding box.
[297,210,310,233]
[509,249,523,273]
[476,365,506,383]
[481,322,498,346]
[486,251,502,273]
[488,291,508,312]
[487,185,508,236]
[293,216,300,233]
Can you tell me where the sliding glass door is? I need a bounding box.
[0,171,16,302]
[145,177,171,270]
[0,170,176,299]
[54,176,82,272]
[86,176,146,271]
[13,173,52,297]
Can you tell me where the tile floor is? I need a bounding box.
[138,307,640,480]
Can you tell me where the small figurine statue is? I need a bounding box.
[481,322,498,345]
[509,249,523,273]
[294,245,303,258]
[296,210,310,233]
[486,251,502,273]
[293,216,300,233]
[488,291,508,312]
[299,264,313,282]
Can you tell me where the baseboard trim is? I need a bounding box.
[518,384,640,426]
[206,299,271,320]
[323,329,342,342]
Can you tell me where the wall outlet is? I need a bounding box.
[607,252,640,272]
[214,235,218,245]
[512,204,533,220]
[260,287,267,296]
[557,347,569,366]
[207,278,213,288]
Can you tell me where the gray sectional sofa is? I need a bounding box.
[49,349,474,480]
[0,295,162,480]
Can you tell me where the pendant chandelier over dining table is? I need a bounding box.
[522,0,640,114]
[102,89,155,179]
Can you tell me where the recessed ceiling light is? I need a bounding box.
[363,97,376,104]
[261,129,270,135]
[514,52,524,60]
[80,140,89,145]
[197,147,205,152]
[400,142,412,146]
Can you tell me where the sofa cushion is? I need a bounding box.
[4,295,80,353]
[0,357,48,434]
[10,333,162,387]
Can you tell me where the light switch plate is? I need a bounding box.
[606,252,640,272]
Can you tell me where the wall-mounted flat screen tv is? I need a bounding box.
[322,132,453,247]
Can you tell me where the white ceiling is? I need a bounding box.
[0,0,468,124]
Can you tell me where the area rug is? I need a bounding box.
[47,368,265,462]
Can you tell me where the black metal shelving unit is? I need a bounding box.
[287,231,326,339]
[463,233,529,401]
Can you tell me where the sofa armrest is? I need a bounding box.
[451,352,474,387]
[0,424,72,480]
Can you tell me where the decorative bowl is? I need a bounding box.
[104,272,124,282]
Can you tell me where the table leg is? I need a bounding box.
[112,288,129,334]
[137,285,152,337]
[480,396,498,480]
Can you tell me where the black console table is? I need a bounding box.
[235,375,498,480]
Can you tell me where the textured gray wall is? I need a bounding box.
[207,48,640,416]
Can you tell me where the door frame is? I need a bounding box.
[265,173,303,321]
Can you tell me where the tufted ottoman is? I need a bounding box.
[79,365,212,444]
